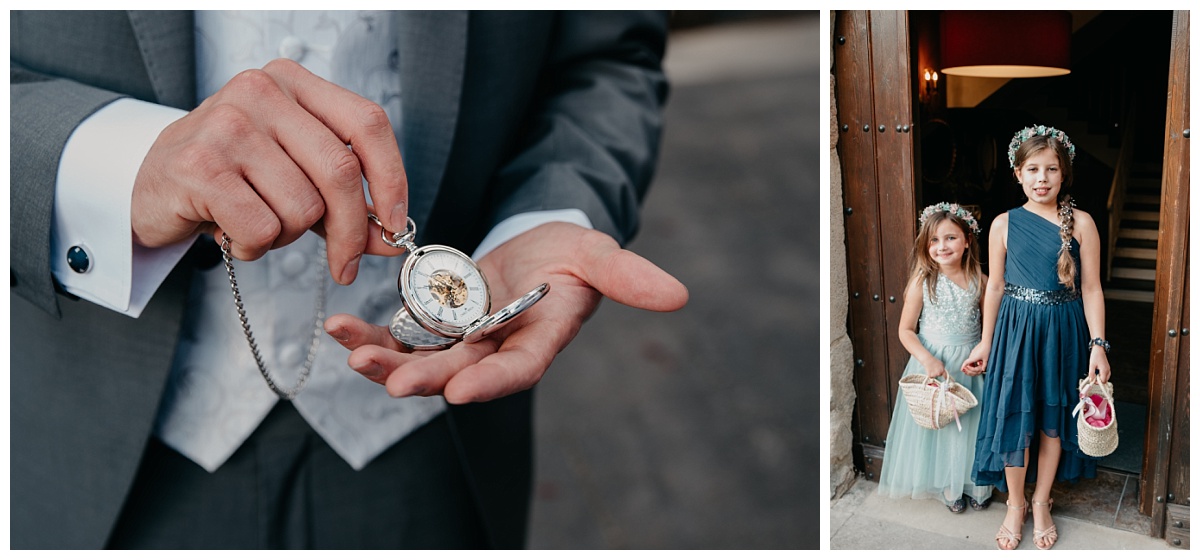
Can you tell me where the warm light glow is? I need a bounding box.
[941,65,1071,78]
[922,69,939,102]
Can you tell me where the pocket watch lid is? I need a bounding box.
[463,283,549,343]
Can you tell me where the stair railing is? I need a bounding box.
[1105,101,1137,282]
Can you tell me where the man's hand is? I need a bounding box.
[131,58,409,285]
[324,222,689,403]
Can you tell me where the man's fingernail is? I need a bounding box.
[341,254,362,285]
[391,202,407,232]
[326,326,350,342]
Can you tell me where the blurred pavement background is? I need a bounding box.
[527,12,819,549]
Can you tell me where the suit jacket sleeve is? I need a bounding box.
[10,61,130,316]
[485,11,669,247]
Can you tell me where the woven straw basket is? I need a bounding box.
[899,374,979,430]
[1074,379,1119,457]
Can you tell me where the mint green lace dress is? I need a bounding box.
[878,275,993,506]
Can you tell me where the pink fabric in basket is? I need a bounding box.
[1084,394,1112,428]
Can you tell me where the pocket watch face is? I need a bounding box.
[402,246,489,332]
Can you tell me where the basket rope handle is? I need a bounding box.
[929,376,964,432]
[1072,379,1092,419]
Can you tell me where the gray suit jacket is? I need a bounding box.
[10,10,667,548]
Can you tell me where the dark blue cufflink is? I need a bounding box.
[67,245,91,273]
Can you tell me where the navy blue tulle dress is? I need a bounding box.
[972,206,1097,490]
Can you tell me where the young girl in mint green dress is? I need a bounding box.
[878,203,993,514]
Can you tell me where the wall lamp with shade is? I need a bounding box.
[941,11,1072,78]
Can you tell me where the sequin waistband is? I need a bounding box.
[1004,283,1080,305]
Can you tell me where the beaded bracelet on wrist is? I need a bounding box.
[1088,338,1111,353]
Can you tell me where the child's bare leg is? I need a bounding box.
[997,448,1029,550]
[1032,432,1061,549]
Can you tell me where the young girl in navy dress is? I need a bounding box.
[965,126,1112,550]
[878,203,993,514]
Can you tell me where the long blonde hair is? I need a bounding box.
[908,210,982,303]
[1013,135,1077,289]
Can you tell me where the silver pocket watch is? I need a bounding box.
[369,214,549,350]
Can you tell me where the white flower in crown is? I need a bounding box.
[919,202,980,236]
[1008,124,1077,168]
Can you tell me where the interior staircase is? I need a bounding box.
[1106,167,1162,302]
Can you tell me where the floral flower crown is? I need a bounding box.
[1008,124,1076,168]
[919,202,980,236]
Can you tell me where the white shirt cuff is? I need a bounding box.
[472,209,593,261]
[52,98,194,318]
